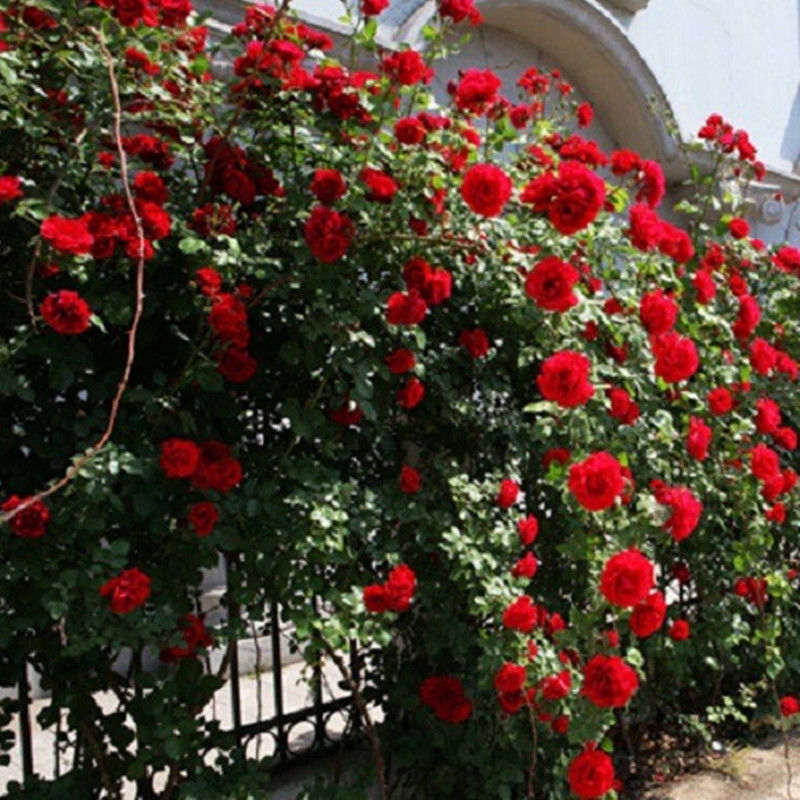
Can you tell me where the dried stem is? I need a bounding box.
[320,638,390,800]
[1,29,146,527]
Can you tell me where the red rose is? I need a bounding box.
[775,427,797,450]
[209,293,249,346]
[751,443,781,483]
[780,696,800,717]
[384,348,416,374]
[639,289,677,335]
[191,440,243,494]
[394,117,427,145]
[158,0,192,26]
[422,267,452,306]
[537,351,594,408]
[438,0,483,25]
[361,0,389,15]
[396,376,425,409]
[459,328,490,358]
[707,387,733,415]
[493,663,527,694]
[511,552,538,579]
[133,171,167,204]
[656,484,702,542]
[629,590,666,638]
[496,478,520,509]
[187,501,219,537]
[360,168,399,204]
[399,465,421,494]
[402,256,432,291]
[567,746,615,799]
[384,563,416,611]
[41,215,94,255]
[728,217,750,239]
[460,164,512,217]
[600,548,654,607]
[607,387,639,425]
[502,595,537,632]
[380,50,433,86]
[659,223,695,263]
[40,290,92,335]
[100,567,151,614]
[766,502,786,523]
[693,270,716,304]
[159,438,200,479]
[733,294,761,341]
[627,203,663,251]
[0,175,23,203]
[539,670,571,701]
[219,164,258,206]
[686,416,712,461]
[636,159,666,208]
[160,614,213,663]
[611,149,641,174]
[750,337,778,375]
[1,495,50,539]
[576,101,593,127]
[304,205,354,262]
[525,257,580,312]
[543,448,571,469]
[651,332,699,383]
[194,268,221,296]
[310,169,347,205]
[328,398,363,427]
[668,619,690,640]
[581,654,638,708]
[386,290,428,326]
[774,246,800,275]
[517,515,539,545]
[420,675,473,723]
[453,68,501,114]
[217,347,257,383]
[521,161,605,236]
[568,452,624,511]
[363,584,388,612]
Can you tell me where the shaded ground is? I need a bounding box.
[645,735,800,800]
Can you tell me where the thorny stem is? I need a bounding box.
[320,638,390,800]
[1,29,147,529]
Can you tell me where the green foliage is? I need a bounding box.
[0,1,799,799]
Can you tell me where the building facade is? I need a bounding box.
[199,0,800,245]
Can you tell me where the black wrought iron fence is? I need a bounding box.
[10,598,363,788]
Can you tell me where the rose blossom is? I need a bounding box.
[581,654,639,707]
[568,452,624,511]
[600,548,654,607]
[537,351,594,408]
[100,567,151,614]
[460,163,512,217]
[40,290,92,335]
[525,256,580,312]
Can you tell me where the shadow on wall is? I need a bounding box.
[780,84,800,172]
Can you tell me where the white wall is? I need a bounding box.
[625,0,800,178]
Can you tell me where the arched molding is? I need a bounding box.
[391,0,682,179]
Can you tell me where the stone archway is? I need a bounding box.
[388,0,682,178]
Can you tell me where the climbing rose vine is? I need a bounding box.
[1,0,800,798]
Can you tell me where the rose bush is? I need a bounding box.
[1,1,800,798]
